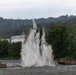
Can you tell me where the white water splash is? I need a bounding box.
[21,20,55,67]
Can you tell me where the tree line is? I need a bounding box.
[0,15,76,38]
[0,25,76,60]
[46,25,76,60]
[0,40,21,59]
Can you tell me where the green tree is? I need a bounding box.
[46,25,67,59]
[8,42,21,58]
[66,25,76,59]
[0,40,9,58]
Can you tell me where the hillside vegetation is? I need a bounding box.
[0,15,76,60]
[0,15,76,38]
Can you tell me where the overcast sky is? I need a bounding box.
[0,0,76,19]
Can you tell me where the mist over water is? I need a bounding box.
[21,19,55,67]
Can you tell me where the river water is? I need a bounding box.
[0,60,76,75]
[0,60,21,68]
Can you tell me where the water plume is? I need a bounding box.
[21,19,55,67]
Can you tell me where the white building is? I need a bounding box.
[11,35,27,43]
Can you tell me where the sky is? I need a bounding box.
[0,0,76,19]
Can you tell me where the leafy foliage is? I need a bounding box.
[46,25,67,59]
[66,25,76,59]
[0,40,21,59]
[0,40,9,57]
